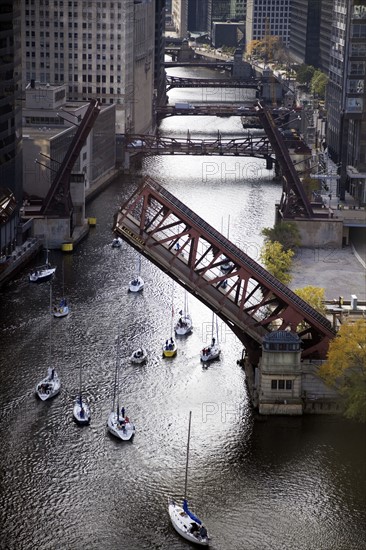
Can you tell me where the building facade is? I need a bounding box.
[171,0,188,38]
[326,0,366,203]
[0,0,22,257]
[245,0,290,49]
[289,0,321,67]
[21,0,156,134]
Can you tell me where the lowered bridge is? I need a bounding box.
[113,176,336,365]
[125,133,274,162]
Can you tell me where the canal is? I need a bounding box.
[0,69,365,550]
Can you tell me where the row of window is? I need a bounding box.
[271,379,293,390]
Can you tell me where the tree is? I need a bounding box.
[310,70,328,100]
[260,241,294,284]
[294,286,327,316]
[319,320,366,422]
[262,222,301,252]
[301,175,320,202]
[295,64,316,87]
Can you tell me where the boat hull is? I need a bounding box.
[36,374,61,401]
[29,267,56,283]
[107,412,135,441]
[200,345,220,363]
[73,400,91,425]
[175,315,193,336]
[129,276,144,292]
[130,348,147,364]
[163,341,177,357]
[168,500,209,546]
[53,305,69,318]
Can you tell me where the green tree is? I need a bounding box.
[319,319,366,422]
[262,222,301,252]
[295,64,316,86]
[294,286,327,316]
[260,241,294,284]
[310,70,328,99]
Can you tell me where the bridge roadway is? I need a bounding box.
[113,176,336,364]
[125,133,273,159]
[166,75,261,91]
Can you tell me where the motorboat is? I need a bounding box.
[73,363,91,425]
[200,312,220,363]
[36,368,61,401]
[168,411,209,546]
[130,347,148,364]
[129,255,144,292]
[112,237,123,248]
[175,291,193,336]
[107,334,135,441]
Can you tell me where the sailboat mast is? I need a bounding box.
[184,410,192,500]
[79,361,83,404]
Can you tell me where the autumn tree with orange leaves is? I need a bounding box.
[319,319,366,422]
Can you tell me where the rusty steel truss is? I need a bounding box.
[113,176,335,364]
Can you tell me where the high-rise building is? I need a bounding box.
[21,0,156,134]
[245,0,290,48]
[0,0,22,257]
[171,0,188,38]
[289,0,321,67]
[326,0,366,201]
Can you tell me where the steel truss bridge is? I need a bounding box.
[125,133,274,161]
[113,176,336,364]
[166,75,261,91]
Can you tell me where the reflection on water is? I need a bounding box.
[0,71,365,550]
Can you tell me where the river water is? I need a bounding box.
[0,68,365,550]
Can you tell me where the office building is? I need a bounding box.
[246,0,290,48]
[326,0,366,203]
[289,0,321,67]
[21,0,155,134]
[0,0,22,257]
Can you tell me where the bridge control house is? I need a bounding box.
[249,331,339,416]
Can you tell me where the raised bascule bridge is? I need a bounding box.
[113,176,336,370]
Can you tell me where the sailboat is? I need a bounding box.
[163,283,177,357]
[112,236,123,248]
[29,247,56,283]
[174,290,193,336]
[35,285,61,400]
[200,312,220,363]
[220,215,233,275]
[107,334,136,441]
[168,411,209,546]
[53,261,69,318]
[73,362,91,425]
[130,346,148,364]
[129,254,144,292]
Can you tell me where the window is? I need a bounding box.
[271,379,293,391]
[271,380,277,389]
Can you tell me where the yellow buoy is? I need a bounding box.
[88,217,97,226]
[61,242,73,253]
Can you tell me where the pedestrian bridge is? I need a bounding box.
[113,176,335,364]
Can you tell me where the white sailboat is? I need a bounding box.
[53,261,69,318]
[163,283,177,357]
[168,411,209,546]
[175,290,193,336]
[35,286,61,400]
[220,215,233,275]
[129,254,144,292]
[112,236,123,248]
[29,247,56,283]
[107,334,136,441]
[73,362,91,425]
[130,346,148,364]
[200,312,220,363]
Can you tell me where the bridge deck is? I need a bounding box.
[114,176,335,363]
